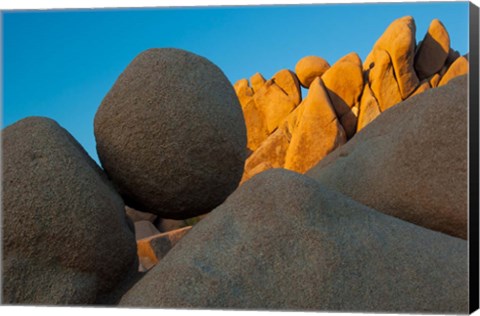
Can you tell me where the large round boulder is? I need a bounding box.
[120,169,467,313]
[307,75,468,239]
[2,117,137,304]
[94,48,247,219]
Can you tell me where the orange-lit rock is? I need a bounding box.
[253,79,297,133]
[414,19,450,80]
[233,78,254,108]
[438,56,469,86]
[272,69,302,105]
[410,80,431,97]
[284,78,346,173]
[428,73,442,88]
[137,226,192,271]
[241,124,291,182]
[295,55,330,88]
[365,49,403,111]
[243,99,269,151]
[357,84,381,132]
[322,52,363,138]
[250,72,266,92]
[367,16,419,98]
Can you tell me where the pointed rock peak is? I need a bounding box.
[233,78,250,91]
[272,69,302,105]
[414,18,450,80]
[284,77,346,173]
[250,72,267,92]
[295,55,330,88]
[370,15,419,99]
[336,52,362,66]
[233,78,254,108]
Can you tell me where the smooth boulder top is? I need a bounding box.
[307,75,468,239]
[295,55,331,88]
[120,169,467,313]
[2,117,137,304]
[94,48,247,219]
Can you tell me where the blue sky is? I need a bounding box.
[2,2,470,162]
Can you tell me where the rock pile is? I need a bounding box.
[237,16,469,181]
[2,117,137,304]
[2,49,247,304]
[2,16,470,313]
[120,169,468,313]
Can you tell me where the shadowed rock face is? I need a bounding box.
[94,48,247,220]
[414,19,450,80]
[307,75,468,239]
[2,117,137,305]
[119,169,468,313]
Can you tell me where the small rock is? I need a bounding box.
[356,84,381,132]
[233,78,254,108]
[126,206,157,223]
[295,55,330,88]
[438,56,469,86]
[250,72,267,92]
[134,221,161,240]
[137,226,192,270]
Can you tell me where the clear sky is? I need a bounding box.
[2,1,470,162]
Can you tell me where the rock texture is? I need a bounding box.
[272,69,302,106]
[284,78,346,173]
[250,72,266,92]
[295,55,330,88]
[438,56,469,86]
[234,16,468,179]
[367,16,419,98]
[137,226,192,271]
[321,52,364,138]
[94,48,247,219]
[2,117,137,304]
[364,49,403,111]
[307,76,468,239]
[126,206,157,223]
[134,221,161,240]
[120,169,468,313]
[415,19,450,80]
[356,84,381,132]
